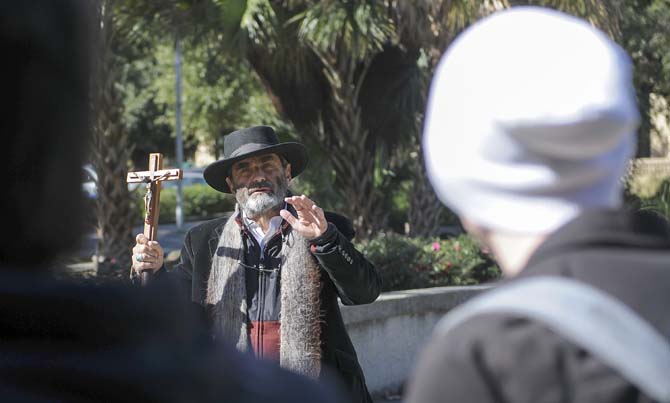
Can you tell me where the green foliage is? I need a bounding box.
[418,235,501,287]
[639,179,670,221]
[286,148,341,212]
[292,0,393,60]
[621,0,670,96]
[206,0,429,235]
[358,233,501,292]
[127,97,174,168]
[357,233,428,291]
[134,184,235,224]
[110,0,282,169]
[114,0,670,240]
[619,0,670,155]
[387,180,412,233]
[150,39,279,160]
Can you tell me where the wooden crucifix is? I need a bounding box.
[127,153,182,286]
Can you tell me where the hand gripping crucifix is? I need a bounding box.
[127,153,182,286]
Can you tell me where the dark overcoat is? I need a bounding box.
[161,210,382,403]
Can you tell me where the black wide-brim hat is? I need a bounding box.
[204,125,308,193]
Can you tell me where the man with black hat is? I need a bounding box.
[132,125,381,403]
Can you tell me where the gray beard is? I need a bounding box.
[235,175,288,218]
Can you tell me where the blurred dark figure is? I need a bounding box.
[0,2,343,402]
[0,1,88,264]
[407,6,670,403]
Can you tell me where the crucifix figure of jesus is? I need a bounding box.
[127,153,182,285]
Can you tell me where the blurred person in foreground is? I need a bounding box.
[0,2,343,402]
[407,6,670,403]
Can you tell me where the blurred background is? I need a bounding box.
[70,0,669,288]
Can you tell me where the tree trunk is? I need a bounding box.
[405,0,510,238]
[91,0,135,278]
[311,53,389,239]
[408,131,444,238]
[314,98,387,239]
[247,41,390,238]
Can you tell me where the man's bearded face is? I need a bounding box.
[229,153,289,218]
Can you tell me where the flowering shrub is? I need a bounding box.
[357,233,429,292]
[417,234,501,287]
[359,233,501,292]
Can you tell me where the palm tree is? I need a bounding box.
[511,0,623,40]
[90,0,136,276]
[214,0,524,238]
[392,0,511,237]
[89,0,213,275]
[125,0,627,240]
[211,0,427,237]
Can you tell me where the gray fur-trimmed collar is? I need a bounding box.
[206,206,322,378]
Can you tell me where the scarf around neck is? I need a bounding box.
[205,205,322,378]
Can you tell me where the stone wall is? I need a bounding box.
[341,285,492,396]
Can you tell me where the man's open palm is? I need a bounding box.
[281,195,328,239]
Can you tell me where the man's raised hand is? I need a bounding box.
[131,233,164,274]
[281,195,328,239]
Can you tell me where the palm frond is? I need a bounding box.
[292,0,395,62]
[510,0,622,40]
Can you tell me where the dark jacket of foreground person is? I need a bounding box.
[408,210,670,403]
[0,270,344,402]
[157,207,381,403]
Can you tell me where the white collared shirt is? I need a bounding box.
[242,206,285,250]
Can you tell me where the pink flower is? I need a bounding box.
[431,242,441,252]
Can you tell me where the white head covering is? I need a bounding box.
[424,6,640,234]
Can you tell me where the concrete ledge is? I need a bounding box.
[631,157,670,175]
[341,285,493,395]
[342,285,491,325]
